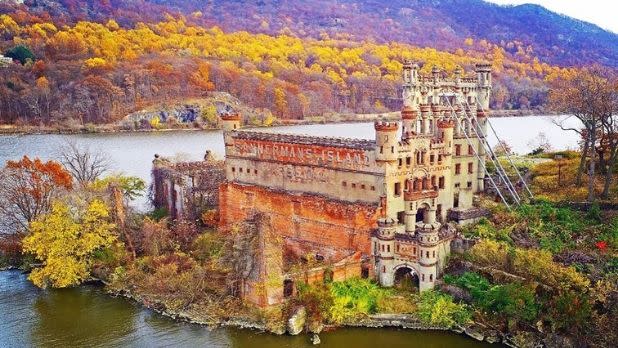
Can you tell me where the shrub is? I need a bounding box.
[445,272,538,324]
[297,282,333,324]
[328,278,389,323]
[467,240,590,291]
[191,232,223,263]
[416,290,471,328]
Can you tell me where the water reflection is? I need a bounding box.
[32,287,136,347]
[1,271,497,348]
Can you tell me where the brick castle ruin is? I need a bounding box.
[153,62,494,306]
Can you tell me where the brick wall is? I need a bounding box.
[219,182,380,256]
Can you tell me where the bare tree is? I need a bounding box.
[57,140,110,186]
[549,66,615,202]
[598,76,618,198]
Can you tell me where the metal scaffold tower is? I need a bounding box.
[439,93,534,210]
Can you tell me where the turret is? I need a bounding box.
[221,113,241,132]
[475,63,492,110]
[401,106,418,137]
[454,66,463,84]
[437,119,454,148]
[374,121,399,162]
[374,217,398,287]
[417,207,441,292]
[402,61,419,108]
[431,65,441,83]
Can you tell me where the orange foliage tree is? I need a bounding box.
[0,156,72,233]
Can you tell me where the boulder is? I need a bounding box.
[308,320,324,334]
[543,333,575,348]
[464,325,485,341]
[287,306,306,335]
[484,330,500,344]
[311,333,321,345]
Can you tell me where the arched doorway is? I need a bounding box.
[394,266,419,291]
[416,203,431,223]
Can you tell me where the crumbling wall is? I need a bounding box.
[219,182,380,255]
[152,154,225,221]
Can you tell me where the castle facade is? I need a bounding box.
[154,62,492,306]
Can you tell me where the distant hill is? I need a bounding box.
[5,0,618,67]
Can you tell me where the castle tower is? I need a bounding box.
[221,113,241,155]
[417,208,441,292]
[419,104,430,135]
[221,113,241,132]
[438,119,454,150]
[402,61,419,108]
[431,65,441,84]
[401,106,418,137]
[475,63,492,111]
[374,218,398,287]
[374,121,399,163]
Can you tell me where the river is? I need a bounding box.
[0,115,579,209]
[0,116,574,347]
[0,270,495,347]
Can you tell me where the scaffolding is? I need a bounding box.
[439,93,534,209]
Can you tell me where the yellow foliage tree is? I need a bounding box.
[23,200,116,288]
[274,87,288,116]
[84,57,110,69]
[150,115,161,129]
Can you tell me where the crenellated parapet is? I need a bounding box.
[374,121,399,132]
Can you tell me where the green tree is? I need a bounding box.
[22,200,116,288]
[5,45,35,65]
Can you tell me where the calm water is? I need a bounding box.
[0,270,495,348]
[0,118,559,346]
[0,116,579,209]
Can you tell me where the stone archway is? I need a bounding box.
[416,202,431,223]
[393,265,419,291]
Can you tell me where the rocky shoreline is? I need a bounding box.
[106,285,518,346]
[0,268,570,347]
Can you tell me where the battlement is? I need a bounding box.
[231,130,376,150]
[437,119,455,128]
[374,121,399,132]
[401,106,418,119]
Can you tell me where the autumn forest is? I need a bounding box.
[0,0,586,126]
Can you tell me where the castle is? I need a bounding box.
[154,62,492,306]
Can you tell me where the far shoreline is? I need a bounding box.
[0,109,554,137]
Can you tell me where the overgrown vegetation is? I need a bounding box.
[451,196,618,346]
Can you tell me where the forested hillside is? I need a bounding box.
[0,0,614,126]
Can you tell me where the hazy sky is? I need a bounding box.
[487,0,618,33]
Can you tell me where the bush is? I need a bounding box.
[515,202,583,252]
[445,272,538,324]
[297,282,333,324]
[328,278,389,323]
[191,232,223,263]
[416,290,471,328]
[467,240,590,291]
